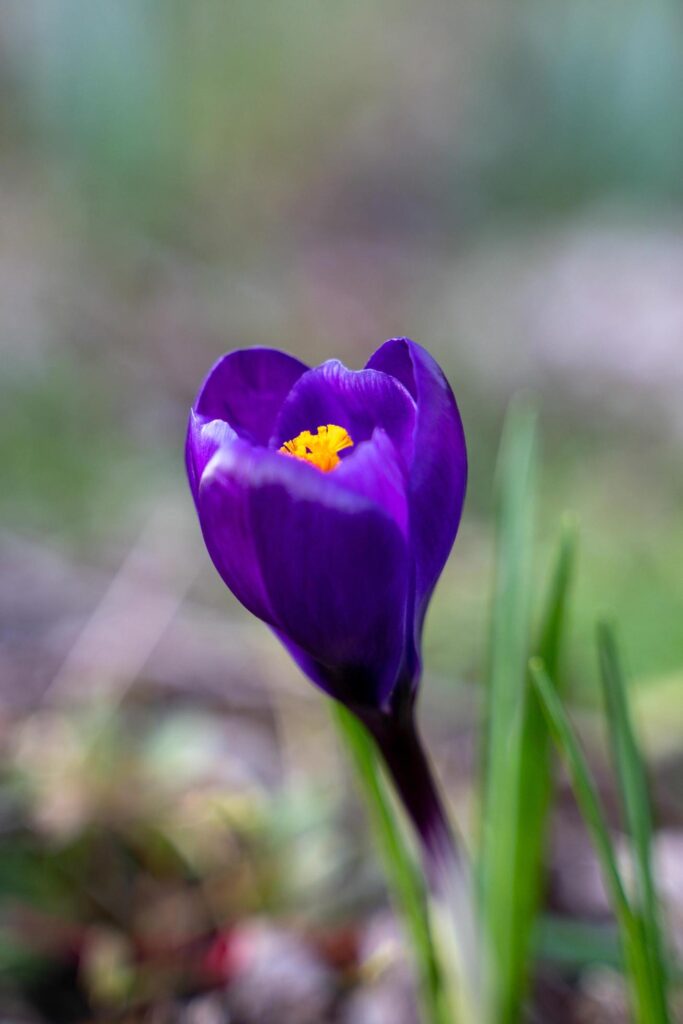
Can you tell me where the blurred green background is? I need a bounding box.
[1,2,682,1021]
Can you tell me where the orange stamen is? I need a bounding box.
[279,424,354,472]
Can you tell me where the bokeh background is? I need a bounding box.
[1,2,682,1021]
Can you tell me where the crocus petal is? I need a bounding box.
[334,428,409,537]
[194,347,309,445]
[194,438,275,624]
[198,442,410,707]
[271,360,416,463]
[367,338,467,623]
[185,412,236,504]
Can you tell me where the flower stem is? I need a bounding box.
[366,714,458,890]
[332,703,450,1024]
[360,709,487,1023]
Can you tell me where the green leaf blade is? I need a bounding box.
[530,659,662,1024]
[478,398,537,1023]
[511,518,578,1010]
[597,623,671,1023]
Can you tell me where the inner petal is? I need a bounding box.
[271,360,416,466]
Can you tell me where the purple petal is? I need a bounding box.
[186,411,236,504]
[335,428,409,537]
[367,338,467,623]
[194,347,309,445]
[271,631,398,709]
[271,360,416,462]
[194,438,275,624]
[198,443,410,707]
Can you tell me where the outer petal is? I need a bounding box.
[186,412,236,504]
[194,437,275,624]
[194,347,309,445]
[367,338,467,623]
[272,360,416,464]
[198,442,410,708]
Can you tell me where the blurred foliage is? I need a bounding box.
[468,0,683,216]
[0,699,369,1018]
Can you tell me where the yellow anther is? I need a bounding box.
[279,423,354,472]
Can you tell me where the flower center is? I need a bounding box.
[279,423,354,472]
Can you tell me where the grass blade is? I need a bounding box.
[598,623,671,1022]
[331,703,451,1024]
[537,517,578,674]
[530,660,661,1024]
[511,518,578,1009]
[478,398,537,1023]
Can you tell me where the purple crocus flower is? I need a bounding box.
[186,338,467,879]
